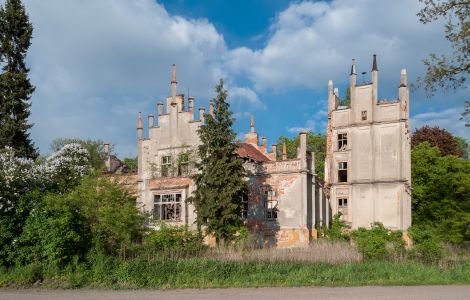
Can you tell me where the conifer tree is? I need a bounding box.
[189,79,247,244]
[0,0,37,159]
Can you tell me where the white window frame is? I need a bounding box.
[161,155,172,177]
[153,192,182,222]
[263,190,279,220]
[338,133,348,150]
[338,162,348,183]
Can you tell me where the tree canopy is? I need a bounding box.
[411,125,467,157]
[189,79,247,243]
[0,0,37,158]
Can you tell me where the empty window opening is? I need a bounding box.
[338,162,348,182]
[161,156,172,177]
[154,193,182,221]
[178,153,189,176]
[338,198,348,219]
[361,110,367,120]
[241,195,249,220]
[263,190,278,220]
[338,133,347,150]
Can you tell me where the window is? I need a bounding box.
[241,195,249,220]
[338,198,348,219]
[338,133,347,150]
[338,162,348,182]
[361,110,367,121]
[154,193,182,221]
[178,153,190,176]
[161,156,172,177]
[263,190,278,220]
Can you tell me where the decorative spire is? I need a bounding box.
[171,64,177,84]
[209,101,214,117]
[372,54,378,72]
[250,114,255,133]
[137,112,143,129]
[400,68,407,87]
[282,142,287,160]
[350,59,357,75]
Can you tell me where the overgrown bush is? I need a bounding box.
[352,222,404,260]
[319,213,350,241]
[144,223,205,257]
[408,225,444,263]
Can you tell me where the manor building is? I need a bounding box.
[324,55,412,230]
[110,56,411,248]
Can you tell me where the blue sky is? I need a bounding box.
[14,0,469,157]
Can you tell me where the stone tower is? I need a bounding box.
[324,55,411,230]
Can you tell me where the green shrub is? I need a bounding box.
[408,225,444,263]
[320,213,350,241]
[144,223,205,257]
[352,222,404,260]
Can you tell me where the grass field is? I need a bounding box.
[1,257,469,289]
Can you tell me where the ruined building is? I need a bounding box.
[116,55,411,248]
[136,64,328,247]
[324,55,412,230]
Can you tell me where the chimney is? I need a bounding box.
[282,142,287,160]
[250,114,255,133]
[171,64,177,103]
[399,68,410,121]
[327,80,336,115]
[299,132,307,151]
[261,137,267,153]
[188,97,194,111]
[137,112,143,140]
[271,144,277,161]
[148,114,154,128]
[400,68,407,87]
[371,54,378,102]
[157,101,164,116]
[199,107,205,124]
[298,132,307,169]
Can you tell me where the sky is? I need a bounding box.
[11,0,469,157]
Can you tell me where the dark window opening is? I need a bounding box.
[161,156,172,177]
[178,153,189,176]
[338,162,348,182]
[338,198,348,219]
[338,133,347,150]
[263,190,278,220]
[361,110,367,121]
[241,195,249,220]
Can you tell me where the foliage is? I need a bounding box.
[416,0,469,121]
[189,79,248,244]
[144,223,205,256]
[0,0,37,159]
[50,138,108,171]
[351,222,405,260]
[320,213,349,241]
[411,125,466,157]
[12,192,92,268]
[276,132,326,180]
[339,87,350,107]
[123,157,138,172]
[0,144,90,266]
[408,225,444,263]
[455,136,470,159]
[411,142,470,244]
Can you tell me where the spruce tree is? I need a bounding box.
[189,79,247,244]
[0,0,37,159]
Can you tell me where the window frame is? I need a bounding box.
[361,110,367,121]
[338,161,348,183]
[241,194,249,220]
[263,190,279,220]
[337,198,348,220]
[337,133,348,150]
[153,192,182,222]
[161,155,172,177]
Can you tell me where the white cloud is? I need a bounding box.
[411,108,469,140]
[225,0,450,96]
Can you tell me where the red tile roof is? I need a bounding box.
[235,142,270,162]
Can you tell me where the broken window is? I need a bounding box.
[361,110,367,121]
[338,198,348,219]
[263,190,278,220]
[338,162,348,182]
[177,152,190,176]
[241,194,249,220]
[338,133,347,150]
[161,156,172,177]
[153,193,182,221]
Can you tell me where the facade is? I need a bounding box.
[135,65,327,247]
[324,55,412,230]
